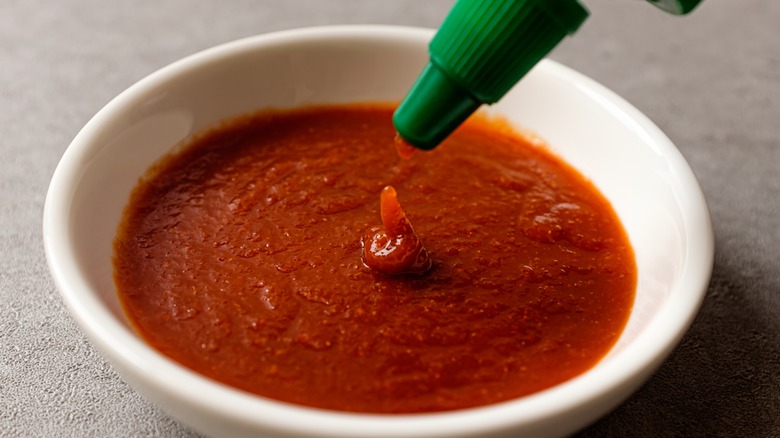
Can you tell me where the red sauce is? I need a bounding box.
[361,185,432,275]
[394,134,418,160]
[114,104,636,414]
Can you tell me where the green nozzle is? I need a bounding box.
[394,0,589,150]
[393,0,704,151]
[393,63,481,150]
[647,0,703,15]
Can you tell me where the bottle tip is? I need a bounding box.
[393,62,481,150]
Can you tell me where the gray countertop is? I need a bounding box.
[2,0,778,436]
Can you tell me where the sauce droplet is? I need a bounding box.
[361,186,432,275]
[394,133,418,160]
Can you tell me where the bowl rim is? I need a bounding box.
[43,25,714,437]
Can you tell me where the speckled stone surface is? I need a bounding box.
[1,0,778,436]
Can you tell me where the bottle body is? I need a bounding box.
[393,0,703,151]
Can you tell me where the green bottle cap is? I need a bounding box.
[646,0,703,15]
[394,0,589,150]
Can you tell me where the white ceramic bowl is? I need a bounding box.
[44,26,713,438]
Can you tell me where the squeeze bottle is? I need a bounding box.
[393,0,703,150]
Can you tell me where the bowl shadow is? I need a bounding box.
[576,256,780,437]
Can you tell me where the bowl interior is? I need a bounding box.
[57,28,432,327]
[45,26,712,438]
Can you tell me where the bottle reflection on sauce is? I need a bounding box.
[392,0,703,152]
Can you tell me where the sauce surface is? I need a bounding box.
[114,105,636,413]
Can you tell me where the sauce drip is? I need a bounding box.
[361,185,432,275]
[394,133,418,160]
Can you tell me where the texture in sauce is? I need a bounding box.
[113,104,636,413]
